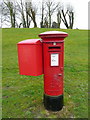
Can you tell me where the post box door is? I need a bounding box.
[44,52,64,96]
[43,43,64,96]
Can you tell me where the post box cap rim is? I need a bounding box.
[39,31,68,38]
[39,31,68,39]
[39,31,68,34]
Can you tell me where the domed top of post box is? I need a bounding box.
[17,39,42,45]
[39,31,68,42]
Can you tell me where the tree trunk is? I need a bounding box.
[71,12,74,29]
[27,8,37,28]
[41,3,44,28]
[48,6,51,28]
[61,10,69,29]
[33,19,37,27]
[57,11,61,28]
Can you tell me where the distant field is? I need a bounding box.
[2,28,88,118]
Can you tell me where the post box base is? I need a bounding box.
[44,94,63,111]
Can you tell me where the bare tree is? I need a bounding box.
[19,0,26,28]
[45,0,59,28]
[67,4,74,29]
[1,0,74,29]
[58,4,74,29]
[16,0,32,28]
[25,2,31,28]
[1,0,37,28]
[40,1,45,28]
[26,2,37,28]
[16,0,29,28]
[2,0,17,28]
[57,5,62,28]
[61,9,69,29]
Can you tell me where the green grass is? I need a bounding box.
[2,28,88,118]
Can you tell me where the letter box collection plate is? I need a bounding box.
[51,53,59,66]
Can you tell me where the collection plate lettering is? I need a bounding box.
[51,53,59,66]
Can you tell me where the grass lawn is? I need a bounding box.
[2,28,88,118]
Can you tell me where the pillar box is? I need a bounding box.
[17,31,68,111]
[39,31,68,111]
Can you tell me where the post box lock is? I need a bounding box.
[58,73,62,76]
[53,42,56,45]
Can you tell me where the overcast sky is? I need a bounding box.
[32,0,89,29]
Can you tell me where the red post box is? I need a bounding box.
[17,31,68,112]
[17,39,43,76]
[39,31,68,111]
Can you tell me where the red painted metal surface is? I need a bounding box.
[39,31,68,42]
[39,31,68,96]
[17,39,43,76]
